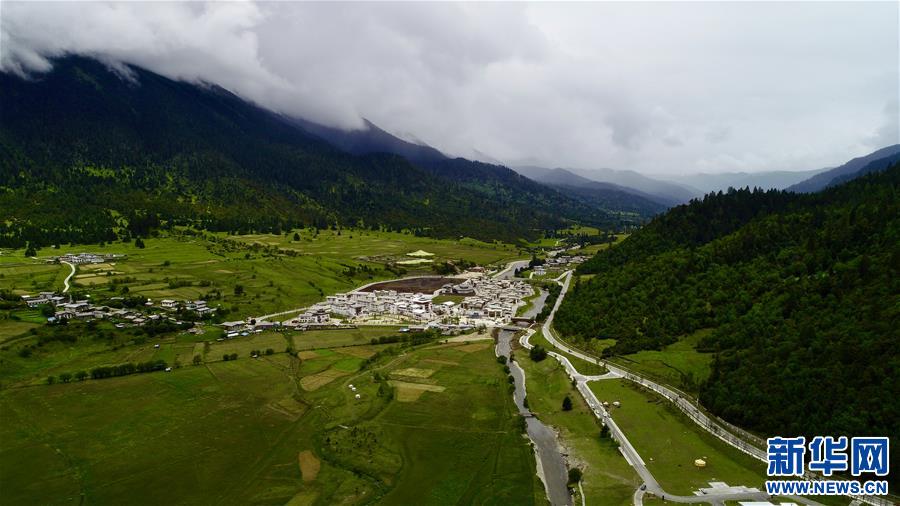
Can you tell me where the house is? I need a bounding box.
[222,321,245,331]
[22,292,56,308]
[160,299,177,309]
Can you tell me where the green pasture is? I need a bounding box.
[588,379,767,495]
[0,328,539,505]
[224,228,521,266]
[291,326,403,351]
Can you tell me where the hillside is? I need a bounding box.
[0,57,621,248]
[786,144,900,193]
[554,165,899,465]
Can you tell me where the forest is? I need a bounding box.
[554,165,899,480]
[0,56,645,249]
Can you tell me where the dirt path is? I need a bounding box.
[61,261,76,293]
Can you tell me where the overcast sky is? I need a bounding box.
[2,1,897,175]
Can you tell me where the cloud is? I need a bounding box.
[1,1,897,174]
[867,99,900,148]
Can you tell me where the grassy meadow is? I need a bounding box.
[588,378,767,496]
[0,324,541,505]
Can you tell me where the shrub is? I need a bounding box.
[567,468,582,485]
[529,345,547,362]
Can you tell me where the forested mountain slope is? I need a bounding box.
[0,57,618,248]
[786,144,900,193]
[555,166,899,464]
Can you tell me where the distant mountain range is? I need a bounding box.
[516,166,697,206]
[513,144,900,207]
[786,144,900,193]
[508,167,667,215]
[657,169,828,195]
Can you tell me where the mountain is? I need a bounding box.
[0,56,623,248]
[786,144,900,193]
[554,164,900,476]
[657,169,828,194]
[518,166,700,206]
[511,167,667,216]
[289,117,448,165]
[285,124,661,220]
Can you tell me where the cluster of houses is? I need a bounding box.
[220,319,282,338]
[532,254,588,276]
[278,275,534,329]
[444,278,533,320]
[159,299,216,316]
[51,252,125,264]
[21,292,212,328]
[22,292,67,308]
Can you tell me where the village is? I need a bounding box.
[18,251,587,339]
[21,290,215,331]
[285,275,534,329]
[49,252,127,265]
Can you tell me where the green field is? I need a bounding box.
[0,334,541,505]
[0,229,538,504]
[568,233,629,256]
[431,294,466,305]
[516,345,639,505]
[0,320,39,343]
[0,229,524,320]
[588,378,767,495]
[227,228,521,266]
[291,326,404,351]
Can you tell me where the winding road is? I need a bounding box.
[61,261,75,293]
[493,259,530,280]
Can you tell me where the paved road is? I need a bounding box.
[633,487,645,506]
[61,261,75,293]
[494,259,529,280]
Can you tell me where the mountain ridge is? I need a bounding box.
[0,56,630,247]
[786,144,900,193]
[516,165,699,206]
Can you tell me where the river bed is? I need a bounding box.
[497,329,571,506]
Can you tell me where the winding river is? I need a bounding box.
[497,328,572,506]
